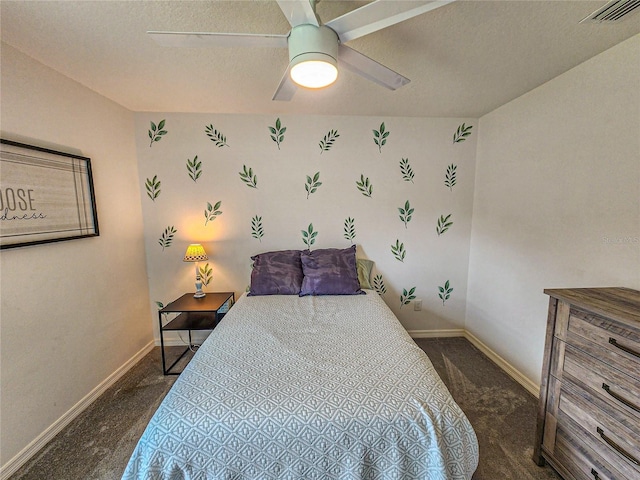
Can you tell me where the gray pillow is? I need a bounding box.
[356,258,374,289]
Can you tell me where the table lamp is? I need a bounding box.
[183,244,208,298]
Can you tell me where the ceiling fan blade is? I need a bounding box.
[148,31,288,48]
[326,0,455,43]
[338,44,410,90]
[276,0,319,28]
[272,69,298,101]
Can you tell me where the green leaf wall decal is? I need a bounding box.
[204,201,222,226]
[301,223,317,249]
[239,165,258,189]
[319,129,340,153]
[373,274,387,295]
[251,215,264,242]
[158,225,176,251]
[391,239,406,262]
[445,164,457,191]
[399,158,414,183]
[400,287,416,308]
[373,122,390,153]
[199,263,213,287]
[305,171,322,198]
[205,124,229,147]
[453,123,473,143]
[356,174,373,198]
[436,213,453,236]
[148,119,167,147]
[145,175,161,201]
[343,217,356,244]
[269,117,286,150]
[155,301,164,309]
[398,200,414,228]
[186,155,202,182]
[438,280,453,305]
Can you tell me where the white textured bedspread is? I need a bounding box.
[122,292,478,479]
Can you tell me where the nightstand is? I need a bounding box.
[159,292,235,375]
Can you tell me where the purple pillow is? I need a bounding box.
[300,245,364,296]
[248,250,303,295]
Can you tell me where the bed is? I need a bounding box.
[122,289,478,479]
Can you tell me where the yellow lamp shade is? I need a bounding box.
[183,244,208,262]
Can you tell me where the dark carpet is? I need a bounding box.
[9,339,561,480]
[414,338,560,480]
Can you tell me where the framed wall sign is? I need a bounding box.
[0,139,99,249]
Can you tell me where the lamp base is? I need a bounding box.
[194,280,205,298]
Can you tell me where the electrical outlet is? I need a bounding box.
[414,299,422,311]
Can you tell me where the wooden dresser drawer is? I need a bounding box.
[534,287,640,479]
[555,425,623,480]
[555,416,630,480]
[562,344,640,424]
[566,307,640,382]
[558,382,640,478]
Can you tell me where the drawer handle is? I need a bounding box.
[602,383,640,413]
[596,427,640,466]
[609,337,640,359]
[590,469,600,480]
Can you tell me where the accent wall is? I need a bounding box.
[134,114,477,338]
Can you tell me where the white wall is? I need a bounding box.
[0,44,153,467]
[466,35,640,384]
[134,113,477,338]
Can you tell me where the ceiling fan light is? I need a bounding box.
[290,55,338,89]
[288,24,339,90]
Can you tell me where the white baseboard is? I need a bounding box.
[407,328,465,338]
[463,330,539,397]
[407,328,539,398]
[0,340,155,480]
[155,330,212,347]
[156,338,206,347]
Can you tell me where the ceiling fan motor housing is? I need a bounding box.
[288,24,339,71]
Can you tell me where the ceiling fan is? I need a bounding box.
[148,0,455,101]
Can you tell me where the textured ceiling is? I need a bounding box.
[1,0,639,118]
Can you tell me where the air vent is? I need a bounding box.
[580,0,640,23]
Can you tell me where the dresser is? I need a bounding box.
[533,287,640,480]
